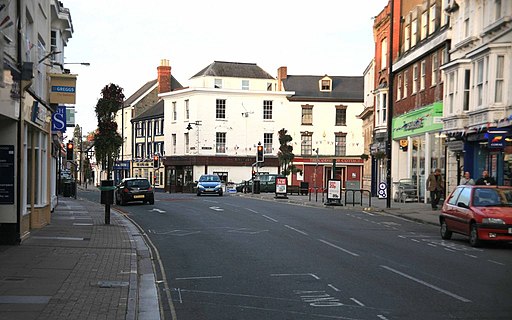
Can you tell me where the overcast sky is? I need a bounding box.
[63,0,389,136]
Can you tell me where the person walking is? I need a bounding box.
[475,170,496,185]
[427,168,444,210]
[459,171,475,185]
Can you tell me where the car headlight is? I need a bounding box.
[215,185,221,189]
[482,218,505,224]
[198,184,205,190]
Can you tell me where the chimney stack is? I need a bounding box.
[157,59,172,94]
[277,66,287,91]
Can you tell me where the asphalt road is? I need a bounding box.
[80,190,512,320]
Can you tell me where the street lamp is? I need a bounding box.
[186,121,202,154]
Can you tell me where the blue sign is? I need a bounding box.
[51,85,76,93]
[51,105,67,132]
[487,132,505,149]
[113,161,130,170]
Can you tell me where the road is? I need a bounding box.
[81,189,512,320]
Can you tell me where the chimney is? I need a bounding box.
[157,59,172,94]
[277,66,287,91]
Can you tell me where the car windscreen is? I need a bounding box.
[126,180,150,188]
[199,175,220,182]
[473,188,512,207]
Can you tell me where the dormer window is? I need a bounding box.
[214,78,222,89]
[320,76,332,92]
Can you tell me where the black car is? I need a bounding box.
[115,178,154,205]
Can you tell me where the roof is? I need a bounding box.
[123,76,183,107]
[132,100,164,121]
[191,61,275,80]
[283,75,364,102]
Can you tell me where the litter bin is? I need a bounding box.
[253,180,261,194]
[63,182,72,197]
[300,182,309,195]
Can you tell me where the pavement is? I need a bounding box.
[0,187,439,320]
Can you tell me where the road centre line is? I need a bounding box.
[285,225,308,236]
[380,265,471,302]
[246,208,258,213]
[175,276,223,280]
[488,260,505,266]
[262,215,278,222]
[318,239,360,257]
[349,297,365,307]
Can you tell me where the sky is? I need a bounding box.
[63,0,389,137]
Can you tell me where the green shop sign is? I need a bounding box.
[392,102,443,139]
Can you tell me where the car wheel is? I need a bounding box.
[469,223,481,247]
[149,198,154,205]
[115,194,120,205]
[219,191,223,196]
[197,192,201,196]
[440,219,452,240]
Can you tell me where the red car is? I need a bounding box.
[440,185,512,247]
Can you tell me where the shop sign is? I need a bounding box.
[399,139,408,151]
[327,180,341,201]
[392,102,443,139]
[487,132,506,149]
[275,177,287,198]
[49,73,77,104]
[0,145,15,205]
[51,105,67,132]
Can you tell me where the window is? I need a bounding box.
[320,79,331,91]
[154,142,163,156]
[429,5,436,34]
[136,122,144,137]
[216,99,226,119]
[184,133,189,153]
[214,78,222,89]
[264,133,273,153]
[267,82,273,91]
[404,25,410,51]
[147,142,153,156]
[495,0,502,20]
[172,134,176,154]
[185,100,189,120]
[154,119,163,136]
[242,80,249,90]
[147,121,152,137]
[412,64,418,94]
[50,30,57,61]
[421,11,428,40]
[301,133,312,156]
[335,106,347,126]
[263,100,273,120]
[420,60,426,91]
[381,93,387,123]
[447,187,463,205]
[463,70,470,111]
[464,3,470,38]
[381,38,388,69]
[447,71,455,114]
[136,143,144,158]
[335,133,347,156]
[172,101,177,121]
[301,105,313,125]
[476,59,484,106]
[495,55,504,103]
[411,19,417,47]
[404,70,408,98]
[216,132,226,153]
[397,74,402,100]
[431,53,438,86]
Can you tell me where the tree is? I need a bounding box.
[93,83,124,177]
[277,128,301,176]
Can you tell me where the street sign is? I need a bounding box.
[327,180,341,200]
[275,177,287,198]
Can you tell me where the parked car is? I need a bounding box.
[235,174,281,193]
[440,185,512,247]
[115,178,154,205]
[196,174,223,196]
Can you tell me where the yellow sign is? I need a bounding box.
[49,73,77,104]
[399,139,408,148]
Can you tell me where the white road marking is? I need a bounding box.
[488,260,505,266]
[377,315,390,320]
[318,239,360,257]
[150,208,166,213]
[285,225,308,236]
[246,208,258,213]
[271,273,320,280]
[381,265,471,302]
[175,276,223,280]
[327,284,341,292]
[209,206,224,211]
[262,215,278,222]
[350,297,365,307]
[464,254,478,259]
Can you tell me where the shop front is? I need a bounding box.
[392,102,444,203]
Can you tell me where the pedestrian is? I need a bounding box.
[475,170,496,186]
[459,171,475,185]
[427,168,444,210]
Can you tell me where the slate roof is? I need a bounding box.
[191,61,275,80]
[132,100,164,121]
[123,76,183,107]
[283,75,364,102]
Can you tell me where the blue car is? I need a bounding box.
[196,174,223,196]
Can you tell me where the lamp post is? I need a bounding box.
[186,121,202,154]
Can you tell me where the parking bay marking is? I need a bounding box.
[380,265,471,302]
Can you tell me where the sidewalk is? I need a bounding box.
[0,193,160,320]
[240,191,440,226]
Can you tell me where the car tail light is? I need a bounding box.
[123,188,129,193]
[148,187,153,192]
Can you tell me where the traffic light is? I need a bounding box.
[153,155,159,168]
[66,141,74,161]
[256,144,264,162]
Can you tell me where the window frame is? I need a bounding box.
[335,105,347,126]
[216,132,226,153]
[263,100,273,120]
[301,105,313,125]
[216,99,226,119]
